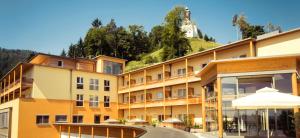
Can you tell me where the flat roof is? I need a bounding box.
[196,53,300,77]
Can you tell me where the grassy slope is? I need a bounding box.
[125,38,220,71]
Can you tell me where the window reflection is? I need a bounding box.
[220,73,295,137]
[103,61,123,75]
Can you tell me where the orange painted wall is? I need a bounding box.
[17,98,118,138]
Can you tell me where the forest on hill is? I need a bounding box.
[0,48,35,78]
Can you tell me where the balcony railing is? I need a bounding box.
[0,77,33,94]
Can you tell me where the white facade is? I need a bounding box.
[181,7,199,38]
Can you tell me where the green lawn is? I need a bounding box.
[125,38,220,72]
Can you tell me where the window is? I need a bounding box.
[104,116,110,121]
[156,92,163,99]
[55,115,67,123]
[36,115,49,125]
[104,96,110,107]
[94,115,101,124]
[89,79,99,90]
[178,89,186,98]
[139,77,144,84]
[103,61,123,75]
[177,68,186,76]
[72,115,83,123]
[104,80,110,91]
[0,112,8,128]
[89,95,99,107]
[239,54,247,58]
[76,94,84,107]
[57,60,64,67]
[77,77,84,89]
[202,63,207,68]
[157,74,163,80]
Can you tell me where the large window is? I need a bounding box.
[76,94,84,107]
[94,115,101,124]
[177,68,186,76]
[178,89,186,98]
[36,115,49,125]
[156,92,163,99]
[221,73,295,137]
[104,80,110,91]
[72,115,83,123]
[103,61,123,75]
[104,96,110,107]
[104,116,110,121]
[89,79,99,90]
[0,112,8,128]
[57,60,64,67]
[89,95,99,107]
[77,77,84,89]
[55,115,67,123]
[222,77,237,96]
[238,76,273,96]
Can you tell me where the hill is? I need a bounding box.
[0,48,35,78]
[125,38,220,71]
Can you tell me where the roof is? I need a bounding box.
[28,53,96,63]
[196,53,300,77]
[93,55,127,62]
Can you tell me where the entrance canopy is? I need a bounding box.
[232,87,300,109]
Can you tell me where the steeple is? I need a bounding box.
[184,7,191,21]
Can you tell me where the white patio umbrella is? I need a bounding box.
[232,87,300,138]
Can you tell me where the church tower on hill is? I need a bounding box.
[181,7,199,38]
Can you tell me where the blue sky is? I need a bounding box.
[1,0,300,55]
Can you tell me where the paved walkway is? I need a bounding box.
[140,126,198,138]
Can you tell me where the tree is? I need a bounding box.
[128,25,150,59]
[197,29,203,39]
[232,13,265,39]
[149,25,164,51]
[91,18,102,28]
[265,23,281,33]
[204,34,209,41]
[60,49,67,57]
[161,6,191,61]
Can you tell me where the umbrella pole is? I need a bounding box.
[266,108,270,138]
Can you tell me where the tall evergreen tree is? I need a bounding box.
[60,49,67,57]
[149,25,164,51]
[161,6,191,61]
[91,18,102,28]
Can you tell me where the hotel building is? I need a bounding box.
[0,28,300,138]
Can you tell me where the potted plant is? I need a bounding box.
[183,115,193,132]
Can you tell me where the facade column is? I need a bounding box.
[121,128,124,138]
[163,64,166,120]
[143,70,147,120]
[91,126,94,138]
[68,126,71,138]
[217,78,223,138]
[13,70,16,99]
[201,87,206,132]
[128,74,131,119]
[106,127,109,138]
[133,130,136,138]
[59,125,61,138]
[19,64,23,98]
[8,74,10,101]
[78,126,81,138]
[185,58,189,117]
[249,40,255,57]
[292,72,299,138]
[213,51,217,60]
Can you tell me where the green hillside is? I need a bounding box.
[125,38,220,71]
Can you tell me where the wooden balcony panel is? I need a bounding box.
[118,103,129,109]
[188,97,202,104]
[146,82,164,89]
[130,102,145,109]
[145,100,164,107]
[164,78,186,86]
